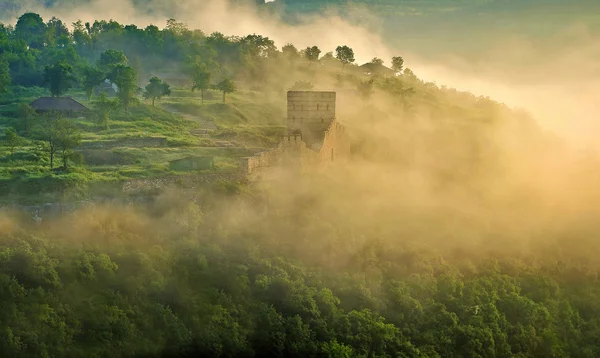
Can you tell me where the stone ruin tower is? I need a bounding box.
[287,91,336,149]
[239,90,349,178]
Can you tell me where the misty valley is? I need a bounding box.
[1,1,600,357]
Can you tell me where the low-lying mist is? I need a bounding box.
[3,81,600,273]
[3,0,600,264]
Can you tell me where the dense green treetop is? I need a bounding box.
[143,76,171,106]
[43,60,75,97]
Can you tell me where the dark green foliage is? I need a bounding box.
[191,63,212,105]
[0,192,599,357]
[32,112,82,169]
[16,103,38,135]
[97,49,128,76]
[43,61,75,97]
[14,12,47,49]
[143,76,171,106]
[82,66,106,100]
[91,92,118,129]
[0,59,10,94]
[3,127,24,154]
[215,78,236,103]
[335,45,355,73]
[112,65,138,108]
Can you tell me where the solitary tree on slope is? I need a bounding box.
[335,45,355,73]
[191,63,212,105]
[215,78,236,103]
[304,46,321,67]
[144,76,171,107]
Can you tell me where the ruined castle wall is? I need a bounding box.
[318,120,351,165]
[240,91,350,180]
[240,120,350,179]
[239,134,320,179]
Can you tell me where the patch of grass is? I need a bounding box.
[1,86,286,201]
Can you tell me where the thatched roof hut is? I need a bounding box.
[30,97,90,116]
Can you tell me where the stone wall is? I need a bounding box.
[240,134,313,179]
[239,119,350,180]
[318,120,351,165]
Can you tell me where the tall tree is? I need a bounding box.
[47,16,69,38]
[4,127,24,155]
[282,43,299,62]
[17,103,37,135]
[43,61,75,97]
[215,78,236,103]
[56,119,82,169]
[304,46,321,67]
[143,77,171,107]
[335,45,355,73]
[112,65,138,108]
[72,20,92,55]
[98,49,128,78]
[14,13,47,49]
[392,56,404,74]
[34,112,81,170]
[191,64,212,105]
[45,16,70,46]
[0,59,10,94]
[165,18,188,36]
[82,66,105,100]
[91,93,118,129]
[241,34,277,59]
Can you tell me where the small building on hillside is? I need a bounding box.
[94,80,118,97]
[169,156,215,172]
[30,97,90,117]
[359,62,396,77]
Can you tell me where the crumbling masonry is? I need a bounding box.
[240,91,351,179]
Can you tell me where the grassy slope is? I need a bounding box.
[0,86,286,204]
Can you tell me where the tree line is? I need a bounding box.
[0,184,599,358]
[0,12,408,102]
[1,11,416,171]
